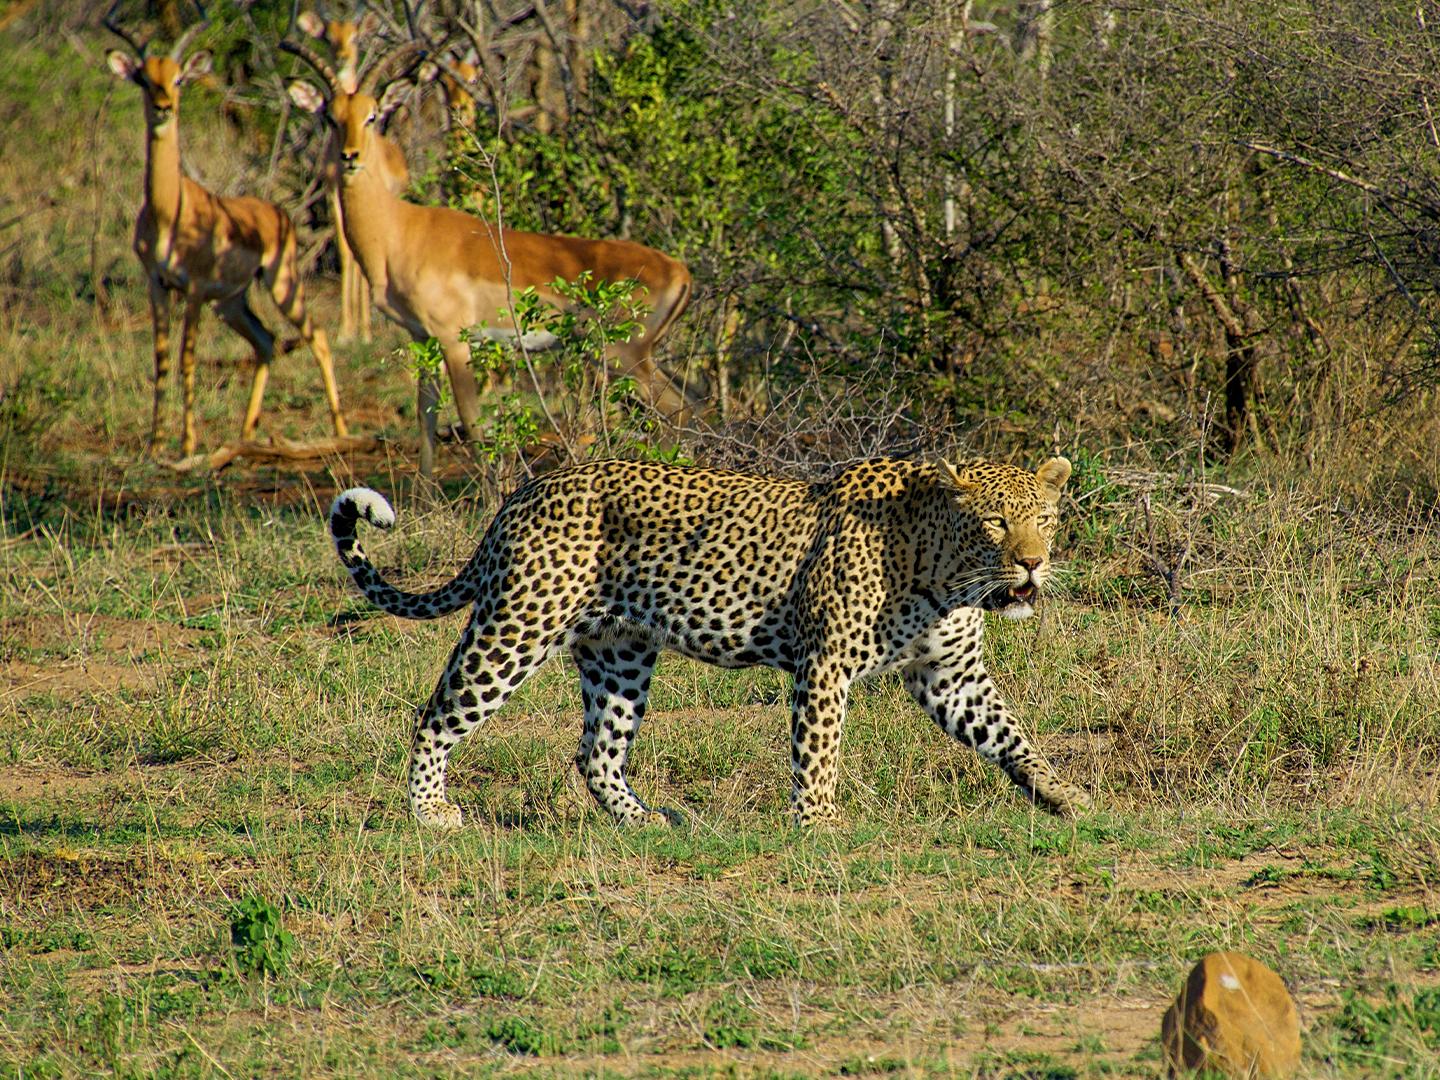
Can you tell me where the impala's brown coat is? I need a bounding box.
[296,10,409,344]
[289,77,695,479]
[108,48,346,455]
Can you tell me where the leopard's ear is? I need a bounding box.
[933,459,977,492]
[1035,457,1072,498]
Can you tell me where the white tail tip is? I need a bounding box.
[332,487,396,529]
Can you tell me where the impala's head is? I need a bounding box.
[104,1,210,129]
[296,9,382,94]
[108,50,212,129]
[284,27,423,177]
[420,51,479,129]
[933,456,1072,620]
[288,78,412,179]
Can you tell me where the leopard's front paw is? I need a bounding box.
[413,799,464,830]
[647,807,685,828]
[1034,775,1094,818]
[792,802,843,830]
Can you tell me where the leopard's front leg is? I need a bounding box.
[903,613,1091,816]
[789,657,852,827]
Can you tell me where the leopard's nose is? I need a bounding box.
[1016,556,1042,572]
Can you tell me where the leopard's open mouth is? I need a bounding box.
[982,582,1038,611]
[1008,583,1037,605]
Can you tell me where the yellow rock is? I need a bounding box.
[1161,951,1301,1078]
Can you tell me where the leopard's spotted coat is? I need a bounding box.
[329,456,1090,828]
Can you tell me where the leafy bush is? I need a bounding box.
[228,894,294,979]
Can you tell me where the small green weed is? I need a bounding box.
[228,894,294,978]
[839,1055,909,1076]
[1367,906,1439,932]
[1333,985,1440,1073]
[483,1015,557,1056]
[702,993,760,1050]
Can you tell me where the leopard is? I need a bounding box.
[328,455,1092,829]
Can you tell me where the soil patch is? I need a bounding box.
[1,613,203,701]
[2,612,202,656]
[0,764,113,802]
[0,848,255,909]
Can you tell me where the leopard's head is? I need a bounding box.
[934,456,1071,620]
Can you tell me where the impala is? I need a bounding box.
[295,6,411,343]
[421,49,479,133]
[106,4,346,457]
[285,49,696,479]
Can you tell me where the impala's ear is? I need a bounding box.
[377,78,413,122]
[296,11,325,38]
[356,10,382,36]
[180,50,212,82]
[108,50,141,82]
[1035,456,1072,498]
[288,79,326,114]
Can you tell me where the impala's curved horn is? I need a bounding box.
[103,0,151,58]
[169,0,210,59]
[280,37,342,95]
[360,39,427,95]
[402,0,426,44]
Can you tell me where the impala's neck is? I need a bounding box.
[143,110,185,243]
[338,164,400,277]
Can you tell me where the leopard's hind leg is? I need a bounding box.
[409,599,566,828]
[571,636,677,825]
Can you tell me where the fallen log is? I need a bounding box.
[165,434,384,473]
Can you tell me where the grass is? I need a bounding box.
[3,468,1439,1076]
[5,13,1440,1080]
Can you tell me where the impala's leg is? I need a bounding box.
[609,274,693,423]
[417,372,441,482]
[571,637,674,825]
[340,234,373,346]
[214,292,276,443]
[612,342,691,422]
[439,335,483,443]
[333,187,356,343]
[354,248,372,344]
[177,298,206,455]
[409,602,564,828]
[145,277,174,456]
[265,243,348,438]
[789,656,852,827]
[901,609,1091,817]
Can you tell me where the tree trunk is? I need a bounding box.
[1179,252,1265,453]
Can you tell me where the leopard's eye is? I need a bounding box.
[983,515,1006,530]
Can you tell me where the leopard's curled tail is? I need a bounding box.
[329,488,477,620]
